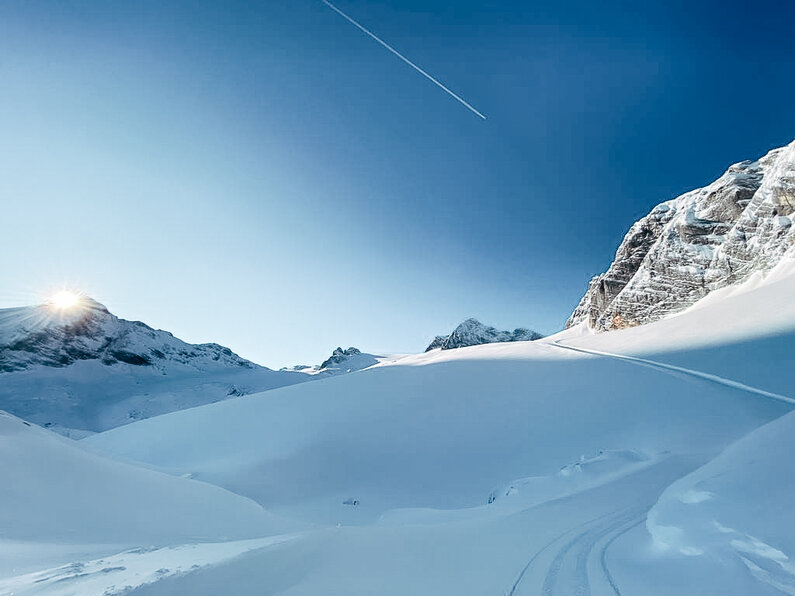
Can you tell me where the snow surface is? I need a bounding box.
[0,409,301,594]
[3,257,794,594]
[0,361,311,434]
[644,409,795,595]
[85,339,783,526]
[0,411,292,545]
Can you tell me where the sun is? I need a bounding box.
[50,290,81,310]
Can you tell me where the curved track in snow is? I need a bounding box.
[507,507,647,596]
[550,341,795,406]
[599,517,645,596]
[539,508,644,596]
[506,511,615,596]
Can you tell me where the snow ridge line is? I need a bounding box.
[550,341,795,406]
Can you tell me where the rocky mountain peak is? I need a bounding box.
[426,318,543,351]
[567,139,795,331]
[319,347,362,370]
[0,296,257,373]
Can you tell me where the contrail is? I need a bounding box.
[320,0,486,120]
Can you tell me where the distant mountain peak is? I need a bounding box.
[0,297,256,373]
[426,318,543,351]
[320,347,362,370]
[0,298,316,433]
[282,346,381,377]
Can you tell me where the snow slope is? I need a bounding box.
[643,409,795,595]
[0,409,299,594]
[86,339,785,526]
[0,410,288,544]
[78,280,794,595]
[554,252,795,396]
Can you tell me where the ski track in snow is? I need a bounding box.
[550,341,795,406]
[506,514,606,596]
[506,509,621,596]
[505,499,652,596]
[537,508,645,596]
[599,517,645,596]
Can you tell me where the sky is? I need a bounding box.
[1,0,794,368]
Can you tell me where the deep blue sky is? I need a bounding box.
[1,0,794,367]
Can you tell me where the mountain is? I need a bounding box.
[568,139,795,330]
[318,346,382,374]
[0,296,311,433]
[281,346,384,376]
[0,297,256,372]
[425,318,543,351]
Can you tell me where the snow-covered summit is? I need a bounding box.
[425,318,543,351]
[568,139,795,330]
[0,296,311,433]
[281,346,383,376]
[0,296,255,373]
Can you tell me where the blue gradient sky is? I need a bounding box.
[1,0,794,367]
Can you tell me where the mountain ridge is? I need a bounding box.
[0,296,311,433]
[0,297,257,373]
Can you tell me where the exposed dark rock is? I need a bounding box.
[320,347,361,370]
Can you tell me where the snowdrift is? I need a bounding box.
[0,410,288,545]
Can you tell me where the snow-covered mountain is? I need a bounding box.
[0,297,256,372]
[281,346,385,376]
[425,318,543,351]
[0,296,311,433]
[568,139,795,330]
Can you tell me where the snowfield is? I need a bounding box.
[2,255,794,594]
[83,340,785,526]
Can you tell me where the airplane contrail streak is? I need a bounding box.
[320,0,486,120]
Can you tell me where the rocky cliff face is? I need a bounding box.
[426,318,543,351]
[568,140,795,331]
